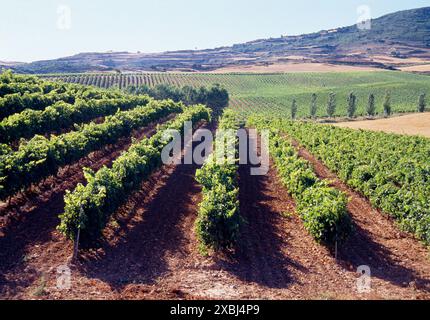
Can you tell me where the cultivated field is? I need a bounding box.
[43,71,430,119]
[333,112,430,137]
[1,71,430,300]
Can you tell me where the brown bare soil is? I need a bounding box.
[372,55,429,65]
[0,126,349,299]
[292,140,430,299]
[1,126,429,300]
[0,114,175,219]
[0,116,174,298]
[332,113,430,138]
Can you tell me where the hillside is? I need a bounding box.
[6,6,430,74]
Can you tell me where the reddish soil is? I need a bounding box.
[0,115,174,295]
[0,127,429,300]
[292,140,430,298]
[0,114,175,219]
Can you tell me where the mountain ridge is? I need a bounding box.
[5,6,430,74]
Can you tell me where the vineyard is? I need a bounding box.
[42,71,430,118]
[0,71,430,300]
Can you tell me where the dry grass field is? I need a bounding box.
[333,112,430,138]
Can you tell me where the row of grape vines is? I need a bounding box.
[0,100,182,202]
[248,116,351,244]
[0,71,128,118]
[277,120,430,244]
[0,72,159,144]
[42,71,430,119]
[0,91,75,121]
[58,105,211,243]
[195,110,242,251]
[0,96,152,144]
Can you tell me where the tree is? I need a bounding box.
[383,92,391,118]
[347,92,357,118]
[310,93,317,119]
[124,83,229,116]
[182,85,198,105]
[366,93,376,117]
[206,84,229,113]
[291,99,298,120]
[327,92,336,118]
[418,93,426,113]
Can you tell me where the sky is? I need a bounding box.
[0,0,429,62]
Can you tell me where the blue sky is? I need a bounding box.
[0,0,429,62]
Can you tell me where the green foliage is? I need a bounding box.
[291,99,298,120]
[366,93,376,116]
[298,185,351,244]
[247,116,351,244]
[59,105,211,243]
[126,83,229,116]
[383,92,391,117]
[0,100,182,201]
[206,84,230,114]
[195,110,242,251]
[347,92,357,118]
[327,92,336,118]
[0,95,151,143]
[310,93,317,119]
[276,120,430,245]
[44,71,430,119]
[0,71,128,120]
[418,93,426,112]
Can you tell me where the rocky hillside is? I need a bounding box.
[7,6,430,74]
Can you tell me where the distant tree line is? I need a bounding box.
[296,91,427,120]
[125,83,229,116]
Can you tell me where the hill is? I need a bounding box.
[6,7,430,74]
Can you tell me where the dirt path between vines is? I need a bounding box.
[0,114,175,219]
[292,140,430,298]
[1,127,429,299]
[0,116,174,297]
[1,124,352,299]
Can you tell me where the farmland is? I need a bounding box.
[333,112,430,138]
[42,71,430,119]
[250,117,430,244]
[1,71,430,300]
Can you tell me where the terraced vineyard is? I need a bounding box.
[43,71,430,118]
